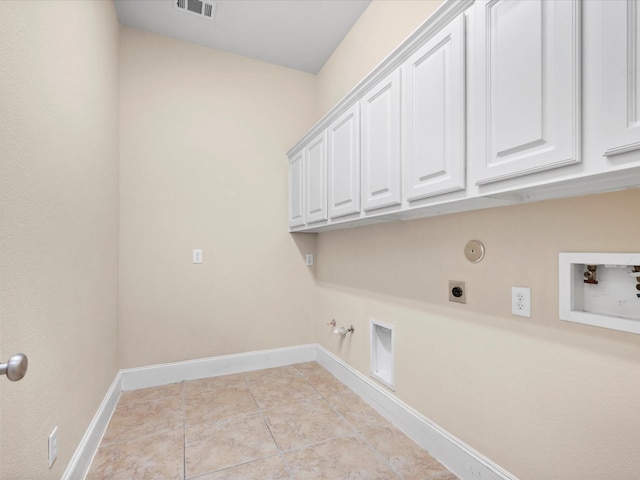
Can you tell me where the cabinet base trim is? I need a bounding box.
[474,157,581,186]
[603,141,640,157]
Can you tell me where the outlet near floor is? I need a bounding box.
[48,426,58,468]
[512,286,531,318]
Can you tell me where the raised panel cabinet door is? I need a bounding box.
[470,0,581,185]
[288,150,304,227]
[304,131,328,224]
[328,103,361,219]
[402,14,465,202]
[361,69,402,211]
[602,0,640,157]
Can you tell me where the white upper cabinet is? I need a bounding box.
[288,0,640,233]
[328,104,361,219]
[402,14,466,202]
[361,69,402,211]
[303,131,328,224]
[602,0,640,157]
[288,150,304,227]
[469,0,581,186]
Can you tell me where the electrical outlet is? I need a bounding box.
[512,286,531,317]
[192,249,203,264]
[305,253,313,266]
[449,280,466,304]
[48,426,58,468]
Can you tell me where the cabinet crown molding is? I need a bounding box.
[287,0,474,158]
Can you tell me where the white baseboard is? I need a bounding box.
[60,371,122,480]
[64,343,517,480]
[120,344,317,391]
[62,345,316,480]
[314,345,519,480]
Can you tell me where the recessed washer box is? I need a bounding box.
[370,319,395,390]
[559,252,640,335]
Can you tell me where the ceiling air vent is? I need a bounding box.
[174,0,216,21]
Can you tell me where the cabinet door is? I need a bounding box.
[288,150,304,227]
[602,0,640,157]
[361,69,402,211]
[328,103,361,219]
[304,131,328,224]
[470,0,581,185]
[402,14,465,202]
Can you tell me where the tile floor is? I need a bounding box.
[86,362,459,480]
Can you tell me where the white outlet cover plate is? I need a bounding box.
[193,249,203,264]
[48,426,58,468]
[512,286,531,317]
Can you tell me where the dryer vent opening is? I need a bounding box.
[370,320,394,390]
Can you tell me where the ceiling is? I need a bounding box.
[114,0,371,74]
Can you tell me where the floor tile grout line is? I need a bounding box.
[296,363,406,479]
[249,364,358,479]
[304,372,392,441]
[203,365,389,476]
[248,370,297,479]
[355,424,454,480]
[101,388,185,448]
[250,366,345,480]
[98,423,184,449]
[277,429,412,479]
[276,431,365,456]
[186,367,290,478]
[355,429,406,480]
[88,362,458,480]
[118,383,184,408]
[185,453,285,480]
[311,365,450,479]
[278,451,296,480]
[323,393,369,435]
[256,390,324,413]
[257,408,295,478]
[182,372,262,433]
[257,406,281,449]
[185,412,280,480]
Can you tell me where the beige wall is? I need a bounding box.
[118,27,319,368]
[3,1,639,479]
[315,2,640,479]
[0,1,120,479]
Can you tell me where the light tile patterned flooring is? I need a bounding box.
[86,362,459,480]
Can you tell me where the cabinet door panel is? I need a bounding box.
[471,0,580,185]
[288,151,304,227]
[403,14,465,202]
[328,104,360,219]
[603,0,640,156]
[304,132,328,224]
[492,0,542,155]
[361,69,402,211]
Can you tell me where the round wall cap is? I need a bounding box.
[465,240,485,263]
